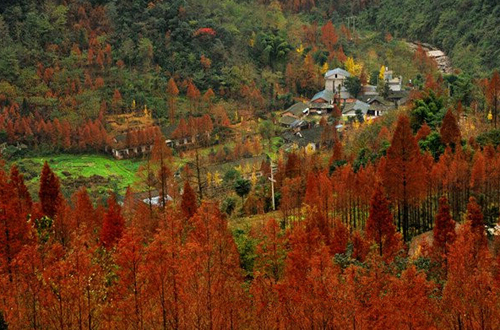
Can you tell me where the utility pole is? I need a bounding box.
[268,160,276,211]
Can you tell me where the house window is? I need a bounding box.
[335,74,337,78]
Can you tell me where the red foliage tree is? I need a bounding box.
[365,181,401,258]
[100,194,125,248]
[71,187,97,234]
[382,115,425,241]
[330,219,349,255]
[278,224,344,329]
[442,221,498,329]
[383,266,437,328]
[38,162,62,218]
[321,20,338,55]
[112,228,146,328]
[0,167,29,281]
[186,81,200,113]
[470,148,484,184]
[166,78,179,125]
[440,108,461,146]
[180,180,197,220]
[182,202,245,328]
[145,210,185,329]
[415,122,431,141]
[433,196,456,256]
[10,165,32,214]
[466,196,486,240]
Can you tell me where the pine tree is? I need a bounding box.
[39,162,62,218]
[382,115,425,241]
[9,165,32,214]
[166,78,179,125]
[433,196,456,255]
[320,20,338,55]
[415,122,431,141]
[365,181,400,258]
[113,228,146,328]
[182,202,245,328]
[440,108,461,146]
[466,197,485,238]
[100,194,125,248]
[180,180,197,220]
[186,81,200,114]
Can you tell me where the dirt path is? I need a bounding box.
[406,41,453,74]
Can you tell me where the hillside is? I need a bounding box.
[358,0,500,74]
[2,0,500,329]
[0,0,429,157]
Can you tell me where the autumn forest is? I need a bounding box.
[1,0,500,329]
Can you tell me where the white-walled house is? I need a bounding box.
[384,67,403,92]
[324,68,351,93]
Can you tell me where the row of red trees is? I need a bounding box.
[0,104,109,151]
[277,112,500,241]
[124,126,163,148]
[0,159,499,329]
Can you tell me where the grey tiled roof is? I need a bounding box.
[325,68,351,78]
[311,90,335,103]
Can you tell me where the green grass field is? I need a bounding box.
[14,154,144,200]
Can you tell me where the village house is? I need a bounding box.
[342,100,370,118]
[309,90,335,112]
[365,95,396,117]
[277,65,407,134]
[107,134,155,160]
[282,102,310,118]
[387,90,410,107]
[361,84,378,96]
[384,67,403,92]
[106,107,158,159]
[324,68,351,93]
[282,126,325,152]
[279,102,310,128]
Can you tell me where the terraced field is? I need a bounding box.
[14,154,144,200]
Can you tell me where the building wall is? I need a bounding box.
[325,79,335,93]
[325,76,347,93]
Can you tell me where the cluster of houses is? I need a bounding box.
[280,67,409,150]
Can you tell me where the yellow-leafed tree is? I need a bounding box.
[345,57,362,76]
[379,65,386,81]
[321,62,329,75]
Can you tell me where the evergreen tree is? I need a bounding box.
[100,194,125,248]
[440,108,461,146]
[466,197,485,239]
[433,196,456,255]
[166,78,179,125]
[181,180,197,220]
[365,181,400,258]
[382,115,425,241]
[38,162,62,218]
